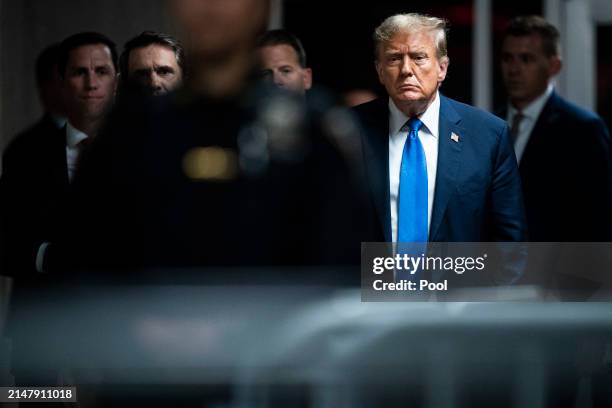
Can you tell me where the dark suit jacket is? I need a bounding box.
[0,116,69,278]
[353,95,527,243]
[499,92,612,242]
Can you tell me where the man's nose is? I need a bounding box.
[85,72,99,90]
[149,73,163,91]
[505,59,521,75]
[272,71,286,88]
[400,56,413,76]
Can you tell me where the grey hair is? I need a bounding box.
[374,13,449,61]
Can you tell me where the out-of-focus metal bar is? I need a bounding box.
[472,0,492,111]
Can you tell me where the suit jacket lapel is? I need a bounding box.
[361,99,392,241]
[430,95,464,241]
[519,92,560,174]
[51,124,70,190]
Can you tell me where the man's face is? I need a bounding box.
[63,44,117,121]
[376,30,448,114]
[257,44,312,94]
[128,44,182,95]
[171,0,268,59]
[501,34,561,109]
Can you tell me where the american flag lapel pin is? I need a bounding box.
[451,132,460,143]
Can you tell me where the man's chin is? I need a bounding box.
[393,94,428,106]
[396,91,423,101]
[81,109,107,122]
[506,88,526,99]
[81,101,108,112]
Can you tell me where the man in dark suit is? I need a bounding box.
[354,13,527,252]
[500,17,612,405]
[0,44,65,274]
[0,32,118,278]
[499,15,612,242]
[0,31,118,386]
[0,32,118,389]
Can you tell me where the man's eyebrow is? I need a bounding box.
[155,65,176,70]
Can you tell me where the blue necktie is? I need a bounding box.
[398,117,428,243]
[397,117,428,281]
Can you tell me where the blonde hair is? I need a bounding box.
[374,13,449,61]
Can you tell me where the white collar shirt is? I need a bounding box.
[388,91,440,243]
[507,83,553,163]
[65,121,89,182]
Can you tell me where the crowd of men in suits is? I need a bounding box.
[0,6,611,290]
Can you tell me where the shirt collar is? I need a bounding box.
[65,121,89,148]
[508,83,554,120]
[389,91,440,138]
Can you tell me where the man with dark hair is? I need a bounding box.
[0,44,67,155]
[256,29,312,94]
[120,31,184,95]
[1,31,118,389]
[499,16,612,406]
[56,32,118,146]
[0,31,118,277]
[57,31,118,72]
[34,44,67,127]
[499,16,612,243]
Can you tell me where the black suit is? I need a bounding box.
[499,92,612,300]
[502,92,612,242]
[0,116,69,278]
[0,115,69,388]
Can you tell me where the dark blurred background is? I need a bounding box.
[1,0,612,399]
[2,0,612,150]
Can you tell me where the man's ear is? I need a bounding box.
[375,60,384,84]
[303,68,312,91]
[549,55,562,77]
[437,56,449,83]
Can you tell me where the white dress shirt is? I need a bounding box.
[65,122,89,182]
[507,83,553,163]
[389,92,440,243]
